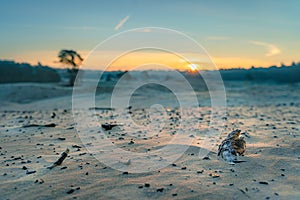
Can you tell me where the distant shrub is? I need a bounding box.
[220,62,300,83]
[0,60,60,83]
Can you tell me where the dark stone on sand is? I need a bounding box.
[22,166,27,170]
[101,123,118,131]
[138,185,143,188]
[51,112,56,118]
[258,181,268,185]
[172,193,178,196]
[123,171,128,175]
[128,141,135,145]
[203,156,210,160]
[34,179,44,184]
[72,145,81,148]
[66,189,75,194]
[26,170,36,174]
[89,107,115,111]
[157,188,164,192]
[58,137,66,141]
[23,123,56,128]
[144,183,150,187]
[181,167,187,170]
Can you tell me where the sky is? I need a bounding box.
[0,0,300,70]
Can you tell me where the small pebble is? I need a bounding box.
[67,189,75,194]
[203,156,210,160]
[128,141,135,145]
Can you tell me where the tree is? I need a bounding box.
[58,49,83,86]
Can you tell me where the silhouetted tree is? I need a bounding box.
[58,49,83,86]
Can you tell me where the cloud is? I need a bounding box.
[205,36,230,41]
[249,40,281,57]
[114,15,130,30]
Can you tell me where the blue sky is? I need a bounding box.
[0,0,299,69]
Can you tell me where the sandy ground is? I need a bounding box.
[0,82,300,200]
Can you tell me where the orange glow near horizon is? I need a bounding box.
[8,50,297,71]
[82,50,215,71]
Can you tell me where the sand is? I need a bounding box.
[0,81,300,200]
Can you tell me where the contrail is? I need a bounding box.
[114,15,130,30]
[249,40,281,57]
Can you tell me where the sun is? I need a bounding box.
[188,63,198,72]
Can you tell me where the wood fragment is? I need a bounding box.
[23,123,56,128]
[101,123,119,131]
[89,107,115,111]
[258,181,269,185]
[48,148,69,169]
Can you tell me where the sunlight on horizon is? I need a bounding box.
[188,63,198,72]
[10,50,292,71]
